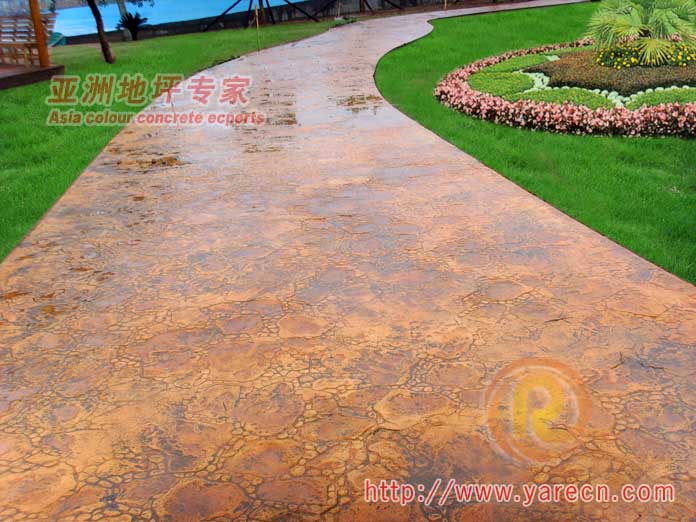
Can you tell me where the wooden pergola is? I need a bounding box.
[0,0,63,89]
[28,0,49,67]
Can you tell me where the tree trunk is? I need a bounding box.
[85,0,115,63]
[116,0,132,41]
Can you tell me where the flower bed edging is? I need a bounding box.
[434,40,696,138]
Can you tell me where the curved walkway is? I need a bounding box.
[1,2,695,521]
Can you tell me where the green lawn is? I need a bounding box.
[0,20,334,260]
[375,2,696,284]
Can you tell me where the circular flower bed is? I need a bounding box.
[434,40,696,138]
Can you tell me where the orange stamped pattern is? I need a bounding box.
[1,3,694,521]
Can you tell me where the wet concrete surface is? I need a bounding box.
[1,1,695,520]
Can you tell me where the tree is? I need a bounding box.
[115,0,131,40]
[586,0,696,65]
[80,0,155,63]
[85,0,115,63]
[116,11,148,41]
[116,0,154,40]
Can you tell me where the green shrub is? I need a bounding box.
[467,71,534,96]
[527,50,696,94]
[627,87,696,108]
[507,87,616,109]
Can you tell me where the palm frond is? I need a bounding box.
[588,0,696,64]
[635,36,675,63]
[586,0,645,42]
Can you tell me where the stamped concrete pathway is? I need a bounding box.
[1,2,695,521]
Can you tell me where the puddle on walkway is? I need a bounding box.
[333,94,383,114]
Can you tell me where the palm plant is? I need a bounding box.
[586,0,696,65]
[116,11,149,41]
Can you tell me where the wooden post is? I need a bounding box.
[254,6,260,51]
[258,0,266,25]
[28,0,50,67]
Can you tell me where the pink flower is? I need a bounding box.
[434,39,696,138]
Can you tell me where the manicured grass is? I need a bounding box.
[376,3,696,284]
[0,20,334,260]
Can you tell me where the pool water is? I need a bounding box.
[55,0,290,37]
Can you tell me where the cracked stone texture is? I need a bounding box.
[1,1,695,520]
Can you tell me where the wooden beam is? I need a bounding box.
[28,0,50,67]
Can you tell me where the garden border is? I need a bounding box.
[434,39,696,137]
